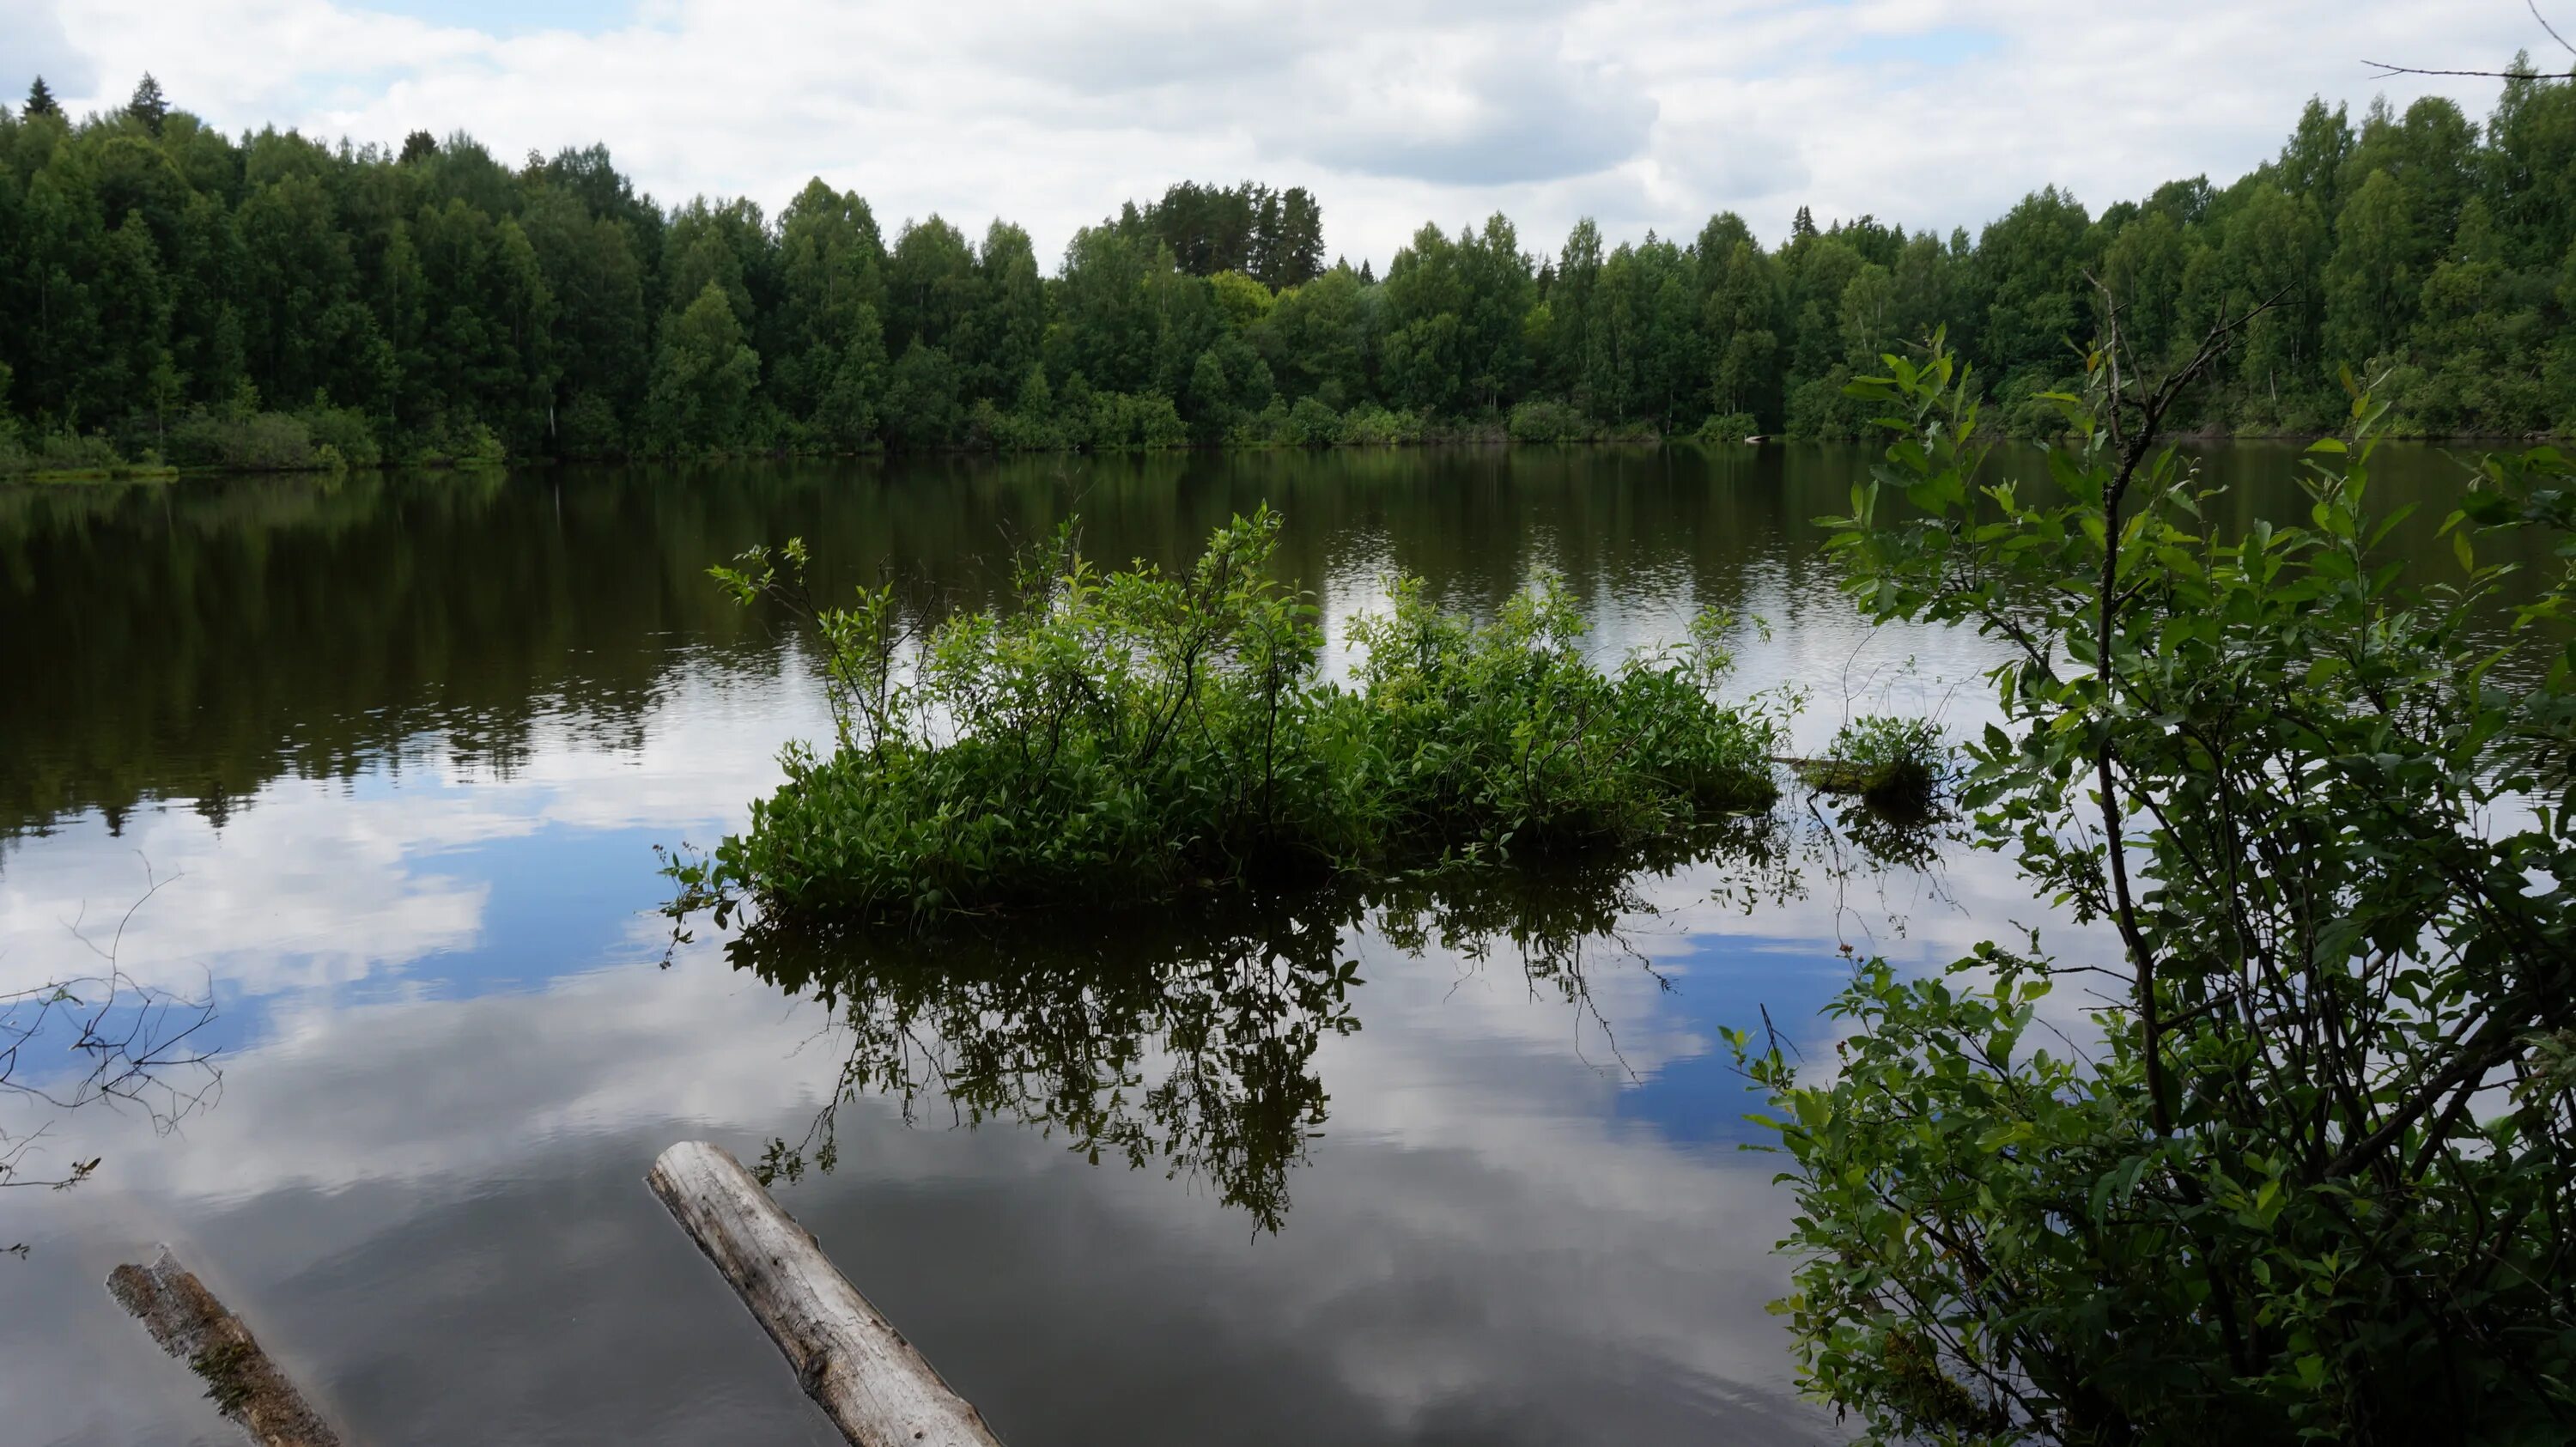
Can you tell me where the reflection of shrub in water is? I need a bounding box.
[737,891,1360,1233]
[1827,788,1964,878]
[721,842,1787,1233]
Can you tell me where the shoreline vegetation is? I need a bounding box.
[8,418,2560,487]
[8,66,2576,480]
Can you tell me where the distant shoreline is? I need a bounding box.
[8,427,2568,485]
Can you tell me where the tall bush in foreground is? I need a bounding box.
[1741,324,2576,1442]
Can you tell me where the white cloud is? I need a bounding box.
[23,0,2551,267]
[1,0,94,95]
[1281,29,1659,186]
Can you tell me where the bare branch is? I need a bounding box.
[2363,61,2576,77]
[2531,0,2576,59]
[2366,9,2576,81]
[1,869,222,1195]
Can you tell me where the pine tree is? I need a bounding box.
[128,72,168,134]
[1792,204,1819,241]
[23,76,59,118]
[399,130,437,165]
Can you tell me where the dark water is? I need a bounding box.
[0,441,2510,1444]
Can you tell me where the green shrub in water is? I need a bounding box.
[1797,714,1945,812]
[666,508,1783,927]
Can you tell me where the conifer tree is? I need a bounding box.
[127,72,167,134]
[23,76,59,118]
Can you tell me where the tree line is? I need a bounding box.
[4,66,2574,472]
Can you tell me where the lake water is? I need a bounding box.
[0,441,2510,1444]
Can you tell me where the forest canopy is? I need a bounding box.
[3,65,2575,471]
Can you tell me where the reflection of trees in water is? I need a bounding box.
[0,450,1832,845]
[714,809,1958,1233]
[11,444,2497,847]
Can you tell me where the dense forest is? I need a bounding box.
[3,65,2574,472]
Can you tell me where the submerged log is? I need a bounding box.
[106,1245,342,1447]
[647,1140,1005,1447]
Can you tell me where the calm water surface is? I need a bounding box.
[0,442,2507,1444]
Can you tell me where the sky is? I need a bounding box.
[2,0,2561,270]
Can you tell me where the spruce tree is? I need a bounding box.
[128,72,167,134]
[24,76,59,118]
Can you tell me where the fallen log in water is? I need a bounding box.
[106,1246,342,1447]
[647,1140,1005,1447]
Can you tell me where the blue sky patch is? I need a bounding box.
[1612,932,1853,1148]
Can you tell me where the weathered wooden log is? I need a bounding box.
[106,1245,342,1447]
[646,1140,1005,1447]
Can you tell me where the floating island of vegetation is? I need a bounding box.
[659,508,1856,933]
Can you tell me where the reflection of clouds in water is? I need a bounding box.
[507,654,833,835]
[4,928,829,1202]
[0,793,494,1001]
[3,904,1836,1444]
[0,506,2059,1446]
[0,662,826,1010]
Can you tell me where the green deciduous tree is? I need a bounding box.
[773,179,886,431]
[646,279,760,451]
[1971,185,2093,382]
[1048,222,1162,395]
[2324,167,2424,366]
[958,220,1044,404]
[881,338,960,449]
[883,214,976,362]
[1255,264,1369,408]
